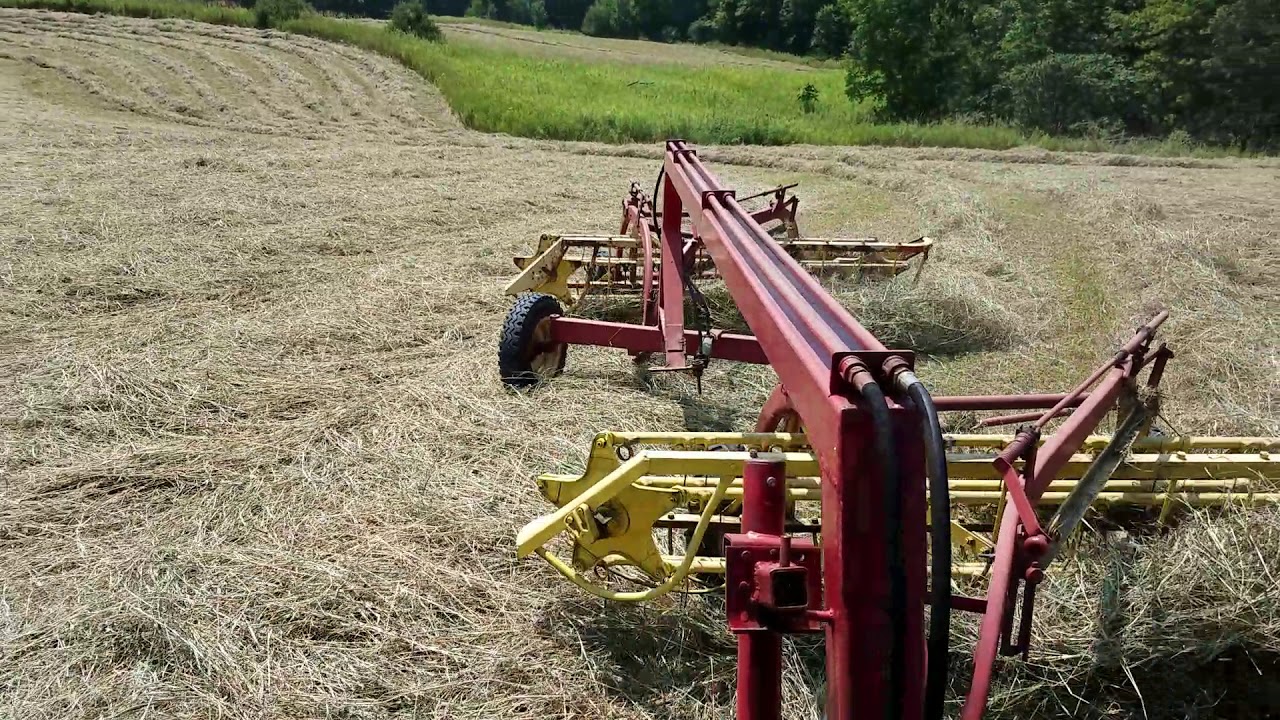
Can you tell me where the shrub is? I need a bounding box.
[1000,53,1138,136]
[389,0,442,40]
[253,0,311,28]
[686,17,714,44]
[797,82,819,114]
[466,0,495,17]
[580,0,637,38]
[811,4,851,58]
[509,0,548,27]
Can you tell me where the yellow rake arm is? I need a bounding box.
[516,431,1280,589]
[508,234,934,309]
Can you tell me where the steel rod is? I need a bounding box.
[737,455,788,720]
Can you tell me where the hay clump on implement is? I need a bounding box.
[499,141,1280,720]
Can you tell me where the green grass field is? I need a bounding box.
[0,0,1235,154]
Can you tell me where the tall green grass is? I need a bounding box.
[0,0,1239,154]
[288,15,929,146]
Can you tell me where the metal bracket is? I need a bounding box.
[701,189,736,210]
[725,533,824,634]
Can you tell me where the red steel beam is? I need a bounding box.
[737,456,788,720]
[663,141,888,451]
[960,357,1140,720]
[549,317,768,364]
[931,393,1088,412]
[658,177,688,368]
[660,141,924,720]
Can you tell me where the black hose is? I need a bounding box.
[859,381,905,720]
[906,381,951,720]
[652,165,665,235]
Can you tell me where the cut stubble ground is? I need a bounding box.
[2,10,1279,720]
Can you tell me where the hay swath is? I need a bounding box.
[497,142,1280,720]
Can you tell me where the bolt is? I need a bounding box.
[749,449,759,458]
[770,548,779,559]
[738,581,750,593]
[740,551,751,561]
[766,476,778,488]
[1023,534,1050,558]
[796,553,805,562]
[1025,566,1045,584]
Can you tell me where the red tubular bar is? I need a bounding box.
[1031,311,1168,431]
[930,393,1087,411]
[659,141,925,720]
[977,408,1074,428]
[738,456,789,720]
[549,318,768,364]
[659,177,688,368]
[961,350,1144,720]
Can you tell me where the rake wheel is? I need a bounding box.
[499,293,567,389]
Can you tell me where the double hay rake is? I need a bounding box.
[497,142,1280,720]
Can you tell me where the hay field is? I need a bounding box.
[435,18,839,71]
[2,9,1279,720]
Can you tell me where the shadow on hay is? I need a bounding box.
[951,649,1280,719]
[536,599,737,713]
[951,509,1280,720]
[575,274,1018,360]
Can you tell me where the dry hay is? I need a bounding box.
[2,9,1279,720]
[0,10,459,140]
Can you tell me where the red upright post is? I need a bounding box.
[738,455,789,720]
[823,409,927,720]
[659,175,688,368]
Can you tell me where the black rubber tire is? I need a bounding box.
[499,293,567,389]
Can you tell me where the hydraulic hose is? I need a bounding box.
[899,374,952,720]
[858,380,906,720]
[652,165,665,222]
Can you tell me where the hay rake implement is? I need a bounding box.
[497,142,1280,720]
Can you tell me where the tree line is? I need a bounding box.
[302,0,1280,150]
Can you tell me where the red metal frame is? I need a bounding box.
[532,141,1170,719]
